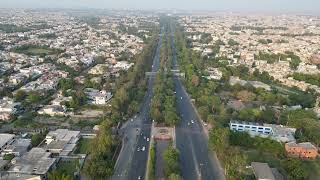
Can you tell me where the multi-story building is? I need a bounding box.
[285,142,318,160]
[229,120,296,143]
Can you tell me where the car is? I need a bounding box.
[191,120,194,124]
[131,119,133,122]
[174,91,176,94]
[144,136,146,140]
[137,147,140,152]
[138,176,142,180]
[188,122,190,126]
[147,138,150,142]
[142,146,146,151]
[181,97,183,99]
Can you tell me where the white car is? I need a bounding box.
[147,138,150,142]
[191,120,194,124]
[138,176,142,180]
[137,147,140,152]
[142,146,146,151]
[180,97,183,100]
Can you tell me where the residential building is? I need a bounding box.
[85,88,113,105]
[285,142,318,160]
[0,134,15,153]
[1,138,31,157]
[8,148,56,180]
[45,129,80,156]
[0,97,21,121]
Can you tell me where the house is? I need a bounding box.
[88,64,108,75]
[0,134,15,153]
[285,142,318,160]
[38,105,66,116]
[205,67,223,80]
[251,162,283,180]
[1,138,31,157]
[45,129,80,156]
[229,121,296,143]
[85,88,113,105]
[8,148,56,180]
[0,97,21,121]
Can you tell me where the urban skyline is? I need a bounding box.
[0,0,320,14]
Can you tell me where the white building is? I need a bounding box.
[229,120,296,143]
[85,88,113,105]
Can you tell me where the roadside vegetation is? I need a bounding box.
[150,26,180,126]
[173,18,320,179]
[82,28,160,178]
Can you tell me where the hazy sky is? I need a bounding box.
[1,0,320,13]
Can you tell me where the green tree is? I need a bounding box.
[163,146,181,176]
[27,91,41,103]
[282,158,308,180]
[168,173,183,180]
[31,133,45,147]
[209,128,230,153]
[14,90,27,101]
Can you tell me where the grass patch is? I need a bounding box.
[56,160,80,176]
[13,44,64,56]
[74,138,92,154]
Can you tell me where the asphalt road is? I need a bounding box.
[113,29,163,180]
[170,29,226,180]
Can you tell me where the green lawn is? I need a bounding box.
[27,47,53,55]
[13,45,63,56]
[56,160,79,176]
[74,138,92,154]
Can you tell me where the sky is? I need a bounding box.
[1,0,320,14]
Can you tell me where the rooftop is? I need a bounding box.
[0,134,15,148]
[46,129,80,143]
[9,148,56,175]
[286,142,317,150]
[251,162,276,180]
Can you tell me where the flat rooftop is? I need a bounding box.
[0,133,15,148]
[251,162,276,180]
[8,148,56,175]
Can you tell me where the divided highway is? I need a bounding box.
[170,29,226,180]
[114,22,225,180]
